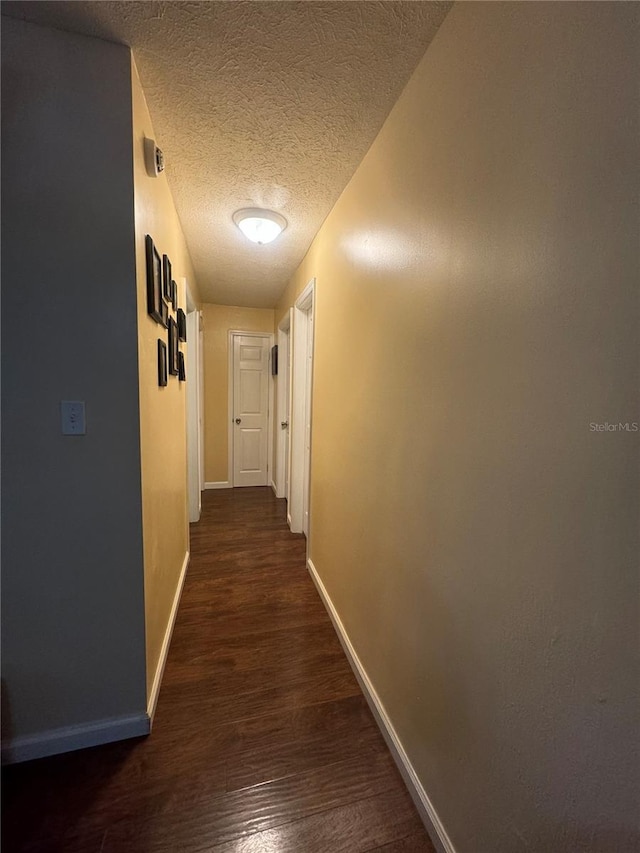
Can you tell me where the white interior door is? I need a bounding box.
[232,334,270,487]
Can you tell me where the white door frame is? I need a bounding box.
[275,309,292,500]
[289,278,315,535]
[198,311,205,493]
[185,281,203,523]
[227,330,275,488]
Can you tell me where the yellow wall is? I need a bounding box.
[202,304,274,484]
[276,4,639,851]
[132,58,200,705]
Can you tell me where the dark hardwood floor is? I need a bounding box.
[2,487,435,852]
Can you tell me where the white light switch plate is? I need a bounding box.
[61,401,86,435]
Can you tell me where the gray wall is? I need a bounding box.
[1,18,147,741]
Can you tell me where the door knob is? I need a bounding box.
[235,418,242,424]
[281,421,289,429]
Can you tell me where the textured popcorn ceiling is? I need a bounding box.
[3,1,451,306]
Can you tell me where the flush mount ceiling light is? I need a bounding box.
[233,208,287,245]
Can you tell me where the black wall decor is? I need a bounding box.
[149,240,186,386]
[177,308,187,342]
[168,317,179,376]
[157,339,167,386]
[163,254,172,300]
[145,236,163,324]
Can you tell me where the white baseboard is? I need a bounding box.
[307,558,456,853]
[147,550,189,723]
[2,713,150,765]
[205,481,231,490]
[270,480,277,495]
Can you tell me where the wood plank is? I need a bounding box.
[101,751,401,852]
[368,830,440,852]
[224,695,384,791]
[210,788,428,853]
[154,665,362,732]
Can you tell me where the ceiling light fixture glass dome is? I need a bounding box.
[233,208,287,245]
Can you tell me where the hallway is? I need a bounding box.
[3,488,434,852]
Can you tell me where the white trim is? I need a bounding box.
[147,550,189,722]
[275,309,292,499]
[227,331,234,486]
[302,298,314,537]
[186,303,202,523]
[267,346,275,492]
[184,280,196,313]
[270,480,278,495]
[205,481,231,490]
[307,558,457,853]
[198,312,205,493]
[227,330,274,488]
[2,713,150,765]
[290,278,315,534]
[296,277,315,312]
